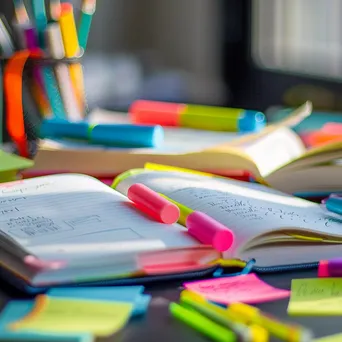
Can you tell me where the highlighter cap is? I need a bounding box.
[129,100,184,126]
[238,110,266,133]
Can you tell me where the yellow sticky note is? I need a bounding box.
[11,296,133,337]
[288,278,342,316]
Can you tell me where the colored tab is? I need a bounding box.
[184,274,290,305]
[288,278,342,315]
[128,183,180,224]
[186,211,234,252]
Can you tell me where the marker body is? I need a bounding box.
[128,183,180,224]
[186,211,234,252]
[129,100,266,133]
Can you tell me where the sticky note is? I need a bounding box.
[11,296,133,337]
[288,278,342,316]
[47,286,145,301]
[315,333,342,341]
[47,286,150,316]
[0,151,34,182]
[184,273,290,305]
[0,300,93,341]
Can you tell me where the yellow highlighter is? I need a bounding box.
[180,290,268,342]
[59,2,85,116]
[228,303,313,342]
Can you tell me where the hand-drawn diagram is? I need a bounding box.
[64,215,101,228]
[6,216,71,238]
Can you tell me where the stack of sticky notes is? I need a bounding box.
[0,286,151,341]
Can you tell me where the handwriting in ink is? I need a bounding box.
[6,216,72,238]
[171,187,341,227]
[1,182,52,195]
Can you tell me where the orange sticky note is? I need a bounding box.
[184,273,290,305]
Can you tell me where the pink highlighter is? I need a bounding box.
[127,183,234,252]
[127,183,180,224]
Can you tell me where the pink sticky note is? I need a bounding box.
[184,273,290,304]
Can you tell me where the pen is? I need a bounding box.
[59,3,86,117]
[24,25,52,118]
[46,22,81,120]
[169,302,237,342]
[129,100,266,133]
[227,303,313,342]
[39,119,165,148]
[49,0,62,21]
[180,290,267,342]
[12,0,30,24]
[78,0,96,51]
[159,194,234,252]
[0,16,15,58]
[31,0,48,47]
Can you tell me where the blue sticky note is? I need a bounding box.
[47,286,149,316]
[47,286,145,301]
[0,301,93,341]
[133,294,151,316]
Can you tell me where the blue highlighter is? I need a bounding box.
[39,119,164,148]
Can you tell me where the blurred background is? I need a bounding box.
[2,0,342,115]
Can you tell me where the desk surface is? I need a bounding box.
[0,270,340,342]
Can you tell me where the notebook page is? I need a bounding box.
[0,174,198,260]
[115,171,342,257]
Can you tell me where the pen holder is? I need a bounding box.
[0,51,86,158]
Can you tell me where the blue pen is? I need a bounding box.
[39,119,164,148]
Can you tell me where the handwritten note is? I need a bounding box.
[10,295,133,337]
[288,278,342,315]
[184,273,290,304]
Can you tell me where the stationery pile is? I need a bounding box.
[0,285,150,341]
[0,0,96,158]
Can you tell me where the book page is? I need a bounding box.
[0,174,198,261]
[115,170,342,258]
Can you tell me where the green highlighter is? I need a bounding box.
[169,302,237,342]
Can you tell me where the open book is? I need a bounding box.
[28,102,342,193]
[114,167,342,267]
[0,174,219,288]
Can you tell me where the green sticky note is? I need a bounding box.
[11,296,133,337]
[288,278,342,316]
[0,151,33,182]
[315,333,342,341]
[0,151,33,173]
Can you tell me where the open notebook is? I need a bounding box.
[0,174,220,288]
[114,168,342,267]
